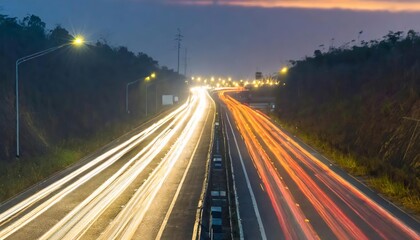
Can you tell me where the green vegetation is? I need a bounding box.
[368,175,420,212]
[274,31,420,214]
[0,105,175,202]
[0,14,186,200]
[0,148,83,200]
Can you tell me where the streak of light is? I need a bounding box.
[0,99,191,239]
[219,90,419,240]
[100,88,209,239]
[221,90,318,240]
[32,88,209,239]
[41,118,181,239]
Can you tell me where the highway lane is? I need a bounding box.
[219,89,420,240]
[223,106,279,240]
[0,87,214,239]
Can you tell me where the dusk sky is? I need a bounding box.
[2,0,420,79]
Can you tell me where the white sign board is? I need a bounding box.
[162,95,174,105]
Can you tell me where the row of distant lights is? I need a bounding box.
[189,67,288,88]
[190,77,280,88]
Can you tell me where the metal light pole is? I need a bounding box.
[145,80,148,116]
[15,36,85,157]
[145,73,157,116]
[125,73,156,116]
[155,83,158,113]
[126,79,140,114]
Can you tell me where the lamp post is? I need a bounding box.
[125,72,156,115]
[126,79,139,114]
[145,72,156,116]
[155,83,158,113]
[15,36,85,158]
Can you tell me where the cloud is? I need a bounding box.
[163,0,420,12]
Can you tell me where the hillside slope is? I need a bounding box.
[276,31,419,204]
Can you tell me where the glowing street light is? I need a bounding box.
[72,35,85,46]
[280,67,288,74]
[145,72,157,116]
[15,35,85,157]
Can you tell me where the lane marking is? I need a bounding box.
[225,112,267,240]
[155,96,212,240]
[192,91,216,239]
[225,116,245,240]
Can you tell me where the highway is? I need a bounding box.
[0,87,215,240]
[219,89,420,240]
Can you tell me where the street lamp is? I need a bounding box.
[125,72,156,115]
[15,35,85,158]
[72,35,85,46]
[145,73,157,116]
[280,67,288,74]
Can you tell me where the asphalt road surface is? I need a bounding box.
[219,89,420,240]
[0,87,215,240]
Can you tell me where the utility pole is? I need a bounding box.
[358,30,363,44]
[184,48,188,76]
[329,38,335,51]
[175,28,183,74]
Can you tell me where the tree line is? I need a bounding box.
[0,14,185,161]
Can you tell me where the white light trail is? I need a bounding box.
[100,88,209,239]
[42,94,199,240]
[0,100,190,239]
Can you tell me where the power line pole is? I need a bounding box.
[175,28,183,74]
[358,30,363,44]
[329,38,335,51]
[184,48,188,76]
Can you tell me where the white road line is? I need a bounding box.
[225,112,267,240]
[192,92,216,239]
[225,115,245,240]
[155,95,211,240]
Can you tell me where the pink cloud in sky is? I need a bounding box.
[164,0,420,12]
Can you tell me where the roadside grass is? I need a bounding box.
[0,106,176,203]
[270,116,420,216]
[0,148,82,201]
[0,117,144,202]
[368,175,420,214]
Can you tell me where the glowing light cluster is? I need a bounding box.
[189,74,281,89]
[0,89,211,239]
[219,90,419,239]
